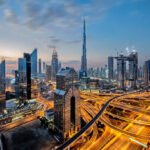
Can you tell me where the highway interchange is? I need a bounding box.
[57,90,150,150]
[1,90,150,150]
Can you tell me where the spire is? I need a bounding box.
[80,19,87,78]
[83,19,86,56]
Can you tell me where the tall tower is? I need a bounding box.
[0,59,6,93]
[108,56,114,81]
[38,58,42,73]
[51,49,59,81]
[24,53,31,100]
[31,48,37,75]
[80,20,87,78]
[54,67,80,140]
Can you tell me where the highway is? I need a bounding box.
[56,91,136,150]
[82,91,150,150]
[0,96,53,132]
[104,111,150,126]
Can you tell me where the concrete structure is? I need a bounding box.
[80,20,87,79]
[54,67,80,140]
[109,51,138,90]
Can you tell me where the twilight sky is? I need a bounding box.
[0,0,150,68]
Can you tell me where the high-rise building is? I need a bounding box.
[54,67,80,140]
[128,52,138,88]
[17,58,27,101]
[31,48,37,75]
[24,53,31,100]
[51,50,59,81]
[116,55,127,90]
[58,61,61,71]
[39,58,42,73]
[144,60,150,86]
[80,20,87,78]
[43,61,46,73]
[18,58,27,86]
[0,60,6,93]
[138,66,144,80]
[46,65,51,81]
[108,57,114,81]
[18,58,26,72]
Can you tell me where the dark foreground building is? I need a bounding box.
[54,67,80,140]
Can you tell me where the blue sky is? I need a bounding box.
[0,0,150,68]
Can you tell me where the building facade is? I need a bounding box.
[108,57,114,81]
[31,48,37,75]
[54,67,80,140]
[0,60,6,94]
[128,52,138,89]
[46,65,51,81]
[24,53,31,100]
[144,60,150,86]
[38,58,42,74]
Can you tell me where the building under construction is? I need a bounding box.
[108,51,138,90]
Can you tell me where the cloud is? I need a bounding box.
[3,9,18,24]
[0,0,4,5]
[65,40,81,44]
[1,0,146,30]
[1,0,123,30]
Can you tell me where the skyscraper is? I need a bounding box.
[108,57,114,81]
[31,48,37,75]
[43,61,46,73]
[18,58,26,83]
[46,65,51,81]
[128,52,138,89]
[24,53,31,100]
[51,50,59,81]
[144,60,150,86]
[0,60,6,93]
[39,58,42,74]
[116,55,126,90]
[80,20,87,78]
[18,58,26,72]
[16,58,27,101]
[54,67,80,140]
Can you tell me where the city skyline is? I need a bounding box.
[0,0,150,67]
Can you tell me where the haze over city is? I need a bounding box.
[0,0,150,67]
